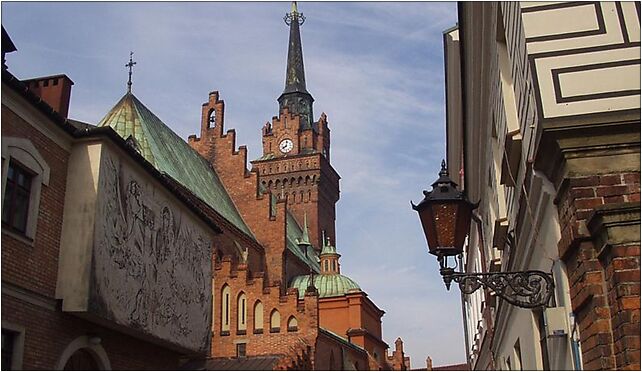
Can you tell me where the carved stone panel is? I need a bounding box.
[91,149,212,353]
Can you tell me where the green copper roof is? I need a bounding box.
[286,212,320,273]
[98,93,254,238]
[296,213,311,246]
[290,273,360,299]
[320,236,338,256]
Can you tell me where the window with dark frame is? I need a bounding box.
[2,329,16,370]
[236,343,246,358]
[2,161,34,234]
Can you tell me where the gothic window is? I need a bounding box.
[253,301,264,333]
[208,108,216,128]
[287,316,298,332]
[237,292,247,334]
[221,285,231,334]
[270,309,280,333]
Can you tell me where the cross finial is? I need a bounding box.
[125,51,137,93]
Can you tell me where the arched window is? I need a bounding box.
[253,301,264,333]
[324,261,329,272]
[287,316,298,332]
[332,260,336,272]
[56,336,111,370]
[237,292,247,334]
[221,285,231,334]
[208,108,216,128]
[270,309,281,333]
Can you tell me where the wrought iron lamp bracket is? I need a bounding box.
[443,270,554,308]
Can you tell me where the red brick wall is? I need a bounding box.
[556,172,641,370]
[189,92,292,288]
[2,295,180,370]
[211,257,319,363]
[2,101,185,370]
[253,151,339,250]
[1,106,69,299]
[315,332,369,370]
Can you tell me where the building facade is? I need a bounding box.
[2,3,409,370]
[2,30,215,369]
[444,2,640,370]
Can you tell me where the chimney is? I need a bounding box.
[22,74,74,118]
[426,356,433,371]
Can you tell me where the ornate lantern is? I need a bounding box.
[412,160,476,259]
[412,160,554,309]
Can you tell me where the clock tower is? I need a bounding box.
[251,2,340,251]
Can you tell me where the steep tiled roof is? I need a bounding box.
[98,93,254,238]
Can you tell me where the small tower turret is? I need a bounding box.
[320,236,341,275]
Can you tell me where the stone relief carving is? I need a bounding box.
[92,150,211,352]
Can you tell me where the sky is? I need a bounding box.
[2,1,464,367]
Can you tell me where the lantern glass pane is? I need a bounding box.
[431,203,458,248]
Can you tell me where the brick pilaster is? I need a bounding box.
[556,172,641,370]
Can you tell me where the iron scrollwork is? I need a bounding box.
[445,270,554,308]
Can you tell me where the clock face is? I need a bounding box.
[279,139,294,154]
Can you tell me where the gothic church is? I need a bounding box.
[1,2,409,370]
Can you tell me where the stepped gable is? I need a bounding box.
[98,92,255,239]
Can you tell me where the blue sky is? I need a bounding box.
[2,1,463,366]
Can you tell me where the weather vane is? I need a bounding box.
[125,51,137,93]
[284,1,305,26]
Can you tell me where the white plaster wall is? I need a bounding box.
[91,145,212,353]
[56,142,104,311]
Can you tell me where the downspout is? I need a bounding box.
[457,2,471,367]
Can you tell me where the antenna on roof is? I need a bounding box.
[125,51,137,93]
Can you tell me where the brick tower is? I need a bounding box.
[251,2,339,250]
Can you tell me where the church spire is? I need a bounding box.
[279,1,314,130]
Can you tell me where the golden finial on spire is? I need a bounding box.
[284,1,305,25]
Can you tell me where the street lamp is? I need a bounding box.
[412,160,554,309]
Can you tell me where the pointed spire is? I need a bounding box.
[283,2,307,95]
[279,2,314,130]
[296,212,312,247]
[125,51,136,94]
